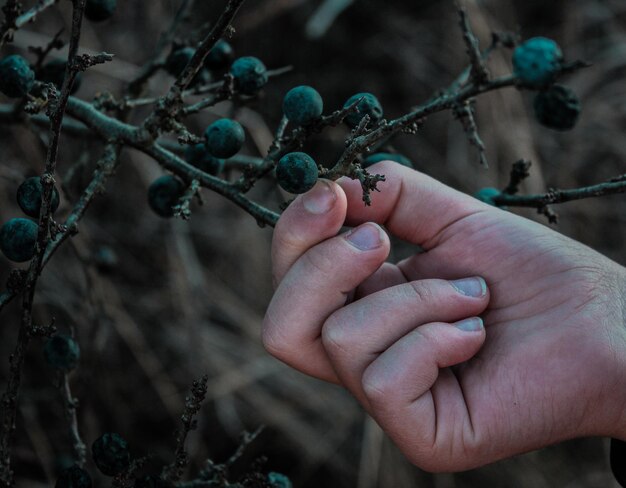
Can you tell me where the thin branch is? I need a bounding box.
[457,3,489,85]
[1,0,60,48]
[59,373,87,467]
[502,159,532,195]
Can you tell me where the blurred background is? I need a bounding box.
[1,0,625,486]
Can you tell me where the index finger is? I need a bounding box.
[338,161,489,249]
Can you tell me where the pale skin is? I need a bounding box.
[262,161,626,472]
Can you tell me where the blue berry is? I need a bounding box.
[512,37,562,86]
[148,175,185,218]
[267,472,293,488]
[205,39,235,71]
[44,334,80,371]
[0,218,38,263]
[55,465,92,488]
[363,152,412,168]
[0,55,35,98]
[38,59,82,94]
[17,176,61,218]
[230,56,268,95]
[85,0,116,22]
[185,143,224,175]
[165,47,195,77]
[283,85,324,126]
[92,433,130,476]
[474,187,501,206]
[276,152,318,194]
[204,118,245,158]
[533,84,581,131]
[343,92,383,128]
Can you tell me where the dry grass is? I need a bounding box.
[1,0,625,486]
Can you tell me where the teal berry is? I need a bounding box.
[230,56,268,95]
[55,465,92,488]
[283,85,324,126]
[343,92,383,128]
[184,143,224,175]
[204,118,245,158]
[276,152,318,194]
[85,0,117,22]
[205,39,235,71]
[363,152,412,168]
[0,55,35,98]
[267,472,293,488]
[44,335,80,371]
[165,47,195,77]
[92,433,130,476]
[148,175,185,218]
[512,37,563,86]
[475,187,501,206]
[38,59,82,94]
[0,218,38,263]
[534,84,581,131]
[17,176,61,218]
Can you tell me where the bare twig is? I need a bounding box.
[457,3,489,85]
[502,159,532,195]
[59,373,87,467]
[1,0,60,48]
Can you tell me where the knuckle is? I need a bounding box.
[301,247,334,276]
[261,313,289,361]
[361,367,390,403]
[321,313,349,355]
[408,280,435,304]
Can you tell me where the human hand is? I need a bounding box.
[262,161,626,471]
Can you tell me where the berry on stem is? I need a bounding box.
[512,37,563,86]
[148,175,185,218]
[276,152,319,194]
[17,176,61,218]
[267,472,293,488]
[533,84,581,131]
[184,143,224,175]
[363,152,412,168]
[0,218,38,263]
[164,47,195,78]
[44,335,81,371]
[204,39,235,71]
[230,56,268,95]
[92,433,130,476]
[283,85,324,126]
[84,0,117,22]
[474,187,501,206]
[0,55,35,98]
[343,92,383,128]
[204,118,245,158]
[55,465,92,488]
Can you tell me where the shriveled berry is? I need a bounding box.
[38,59,82,94]
[204,118,245,158]
[0,218,38,263]
[165,47,195,77]
[0,55,35,98]
[534,84,581,131]
[283,85,324,126]
[44,334,80,371]
[276,152,318,194]
[230,56,268,95]
[85,0,116,22]
[343,92,383,128]
[474,187,501,206]
[267,472,293,488]
[205,39,235,71]
[55,465,92,488]
[513,37,562,86]
[92,433,130,476]
[185,143,224,175]
[148,175,185,218]
[363,152,412,168]
[17,176,61,218]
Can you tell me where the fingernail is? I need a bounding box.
[345,223,383,251]
[454,317,484,332]
[302,181,336,214]
[450,277,487,298]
